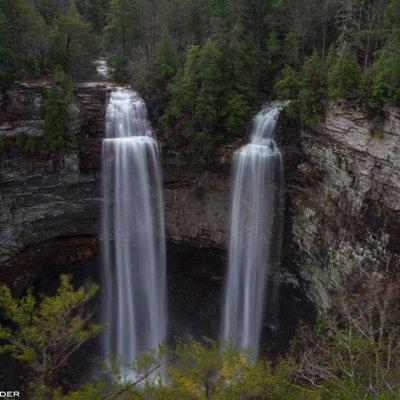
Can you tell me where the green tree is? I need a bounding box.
[48,3,98,77]
[77,0,110,33]
[0,0,48,78]
[274,65,301,118]
[161,27,261,166]
[0,275,101,396]
[104,0,141,80]
[154,32,179,81]
[0,8,14,96]
[298,51,327,124]
[327,44,362,101]
[367,49,400,106]
[44,68,73,151]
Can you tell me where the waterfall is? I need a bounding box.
[101,89,167,379]
[222,104,284,358]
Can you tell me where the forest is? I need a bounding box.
[1,0,399,163]
[0,1,400,400]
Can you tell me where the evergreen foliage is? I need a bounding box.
[298,52,327,124]
[0,0,102,87]
[104,0,141,80]
[161,27,261,165]
[327,44,363,101]
[0,0,399,155]
[44,68,74,151]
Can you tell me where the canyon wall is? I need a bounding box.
[1,84,399,313]
[0,82,229,287]
[280,104,400,308]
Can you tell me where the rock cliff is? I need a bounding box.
[1,84,399,314]
[281,104,400,308]
[0,82,229,279]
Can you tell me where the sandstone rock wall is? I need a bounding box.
[1,84,399,312]
[282,104,400,308]
[0,83,229,274]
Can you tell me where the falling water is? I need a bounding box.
[101,89,167,379]
[95,58,109,78]
[222,104,284,358]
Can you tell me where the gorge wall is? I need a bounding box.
[1,84,399,317]
[280,104,400,309]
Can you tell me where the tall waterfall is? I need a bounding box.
[101,89,167,378]
[222,104,284,358]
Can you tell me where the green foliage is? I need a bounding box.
[327,44,363,101]
[2,277,399,400]
[104,0,141,80]
[292,277,400,399]
[48,4,99,78]
[44,68,74,151]
[0,274,101,393]
[0,8,14,95]
[367,49,400,106]
[161,27,261,166]
[77,0,110,34]
[155,33,179,81]
[275,52,327,125]
[0,136,6,152]
[108,339,320,400]
[14,132,39,156]
[0,0,102,92]
[298,52,327,124]
[274,65,300,117]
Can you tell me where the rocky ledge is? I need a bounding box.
[281,103,400,308]
[1,83,399,314]
[0,82,230,272]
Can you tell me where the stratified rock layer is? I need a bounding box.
[1,85,399,312]
[281,104,400,308]
[0,83,229,272]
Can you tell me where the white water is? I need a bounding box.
[101,89,166,379]
[222,104,284,358]
[95,58,109,78]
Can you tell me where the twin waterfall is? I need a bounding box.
[222,105,283,358]
[101,90,166,377]
[101,89,283,368]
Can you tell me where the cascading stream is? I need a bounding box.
[222,104,284,358]
[101,89,167,380]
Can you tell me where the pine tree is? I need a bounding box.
[44,68,73,151]
[299,51,327,124]
[274,65,301,119]
[327,43,362,100]
[154,32,179,81]
[104,0,141,80]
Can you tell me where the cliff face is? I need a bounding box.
[1,84,399,313]
[0,83,108,271]
[0,83,229,276]
[282,104,400,308]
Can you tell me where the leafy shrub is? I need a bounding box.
[0,275,101,397]
[292,275,400,399]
